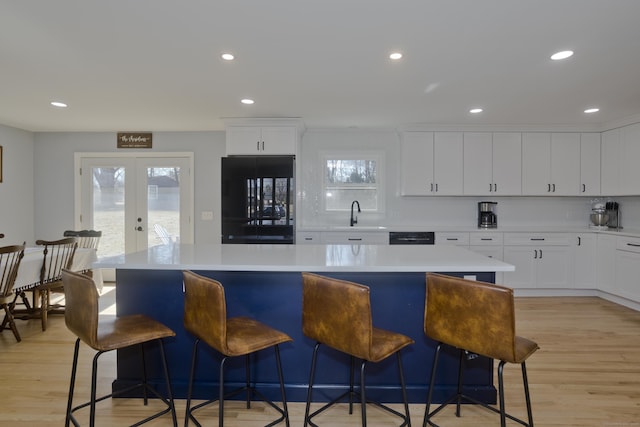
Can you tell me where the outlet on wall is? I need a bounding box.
[201,211,214,221]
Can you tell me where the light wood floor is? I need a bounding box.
[1,288,639,426]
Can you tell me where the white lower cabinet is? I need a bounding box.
[614,236,640,302]
[435,232,469,246]
[503,233,573,289]
[574,233,597,289]
[469,232,504,283]
[596,234,617,294]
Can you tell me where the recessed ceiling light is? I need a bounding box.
[389,52,403,60]
[550,50,574,60]
[469,108,483,114]
[50,101,67,108]
[584,108,600,114]
[241,99,254,105]
[221,53,235,61]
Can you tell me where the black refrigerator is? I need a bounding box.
[221,156,295,244]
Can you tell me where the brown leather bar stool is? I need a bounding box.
[61,270,177,427]
[182,270,292,427]
[423,273,539,427]
[301,272,414,427]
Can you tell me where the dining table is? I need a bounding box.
[13,246,103,293]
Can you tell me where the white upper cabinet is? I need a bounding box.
[601,123,640,196]
[579,133,601,196]
[619,123,640,195]
[601,128,620,195]
[522,132,580,195]
[400,131,463,195]
[463,132,521,195]
[224,119,304,156]
[226,125,297,155]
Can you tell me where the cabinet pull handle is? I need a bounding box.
[481,238,492,241]
[548,183,551,192]
[446,238,458,241]
[552,183,556,192]
[256,141,260,151]
[489,183,492,192]
[578,236,581,246]
[435,183,438,192]
[627,243,640,247]
[348,238,363,241]
[261,141,265,150]
[582,184,586,193]
[534,249,538,259]
[540,249,543,259]
[305,237,313,241]
[430,183,434,192]
[494,183,497,192]
[530,238,545,241]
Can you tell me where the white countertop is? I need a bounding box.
[95,243,514,273]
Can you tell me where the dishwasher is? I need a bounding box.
[388,231,435,245]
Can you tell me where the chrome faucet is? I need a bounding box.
[350,200,361,226]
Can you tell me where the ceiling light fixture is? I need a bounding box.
[221,53,235,61]
[389,52,403,60]
[241,99,254,105]
[584,108,600,114]
[51,101,68,108]
[470,108,483,114]
[550,50,574,60]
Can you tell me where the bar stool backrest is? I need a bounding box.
[425,272,517,363]
[62,269,99,348]
[302,272,373,361]
[182,270,228,353]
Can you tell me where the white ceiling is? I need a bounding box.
[2,0,640,132]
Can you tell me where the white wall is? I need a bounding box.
[299,128,640,230]
[33,131,225,244]
[0,124,35,245]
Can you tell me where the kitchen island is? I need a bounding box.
[96,243,514,403]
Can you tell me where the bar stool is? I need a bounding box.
[301,272,414,427]
[423,273,539,427]
[182,270,292,427]
[61,270,177,427]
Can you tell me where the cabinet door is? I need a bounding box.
[463,132,493,195]
[503,246,537,288]
[596,234,617,293]
[492,132,522,195]
[400,132,434,195]
[522,133,551,195]
[433,132,463,195]
[574,234,597,289]
[580,133,601,196]
[550,133,580,195]
[226,126,263,155]
[536,246,573,288]
[615,250,640,302]
[471,245,504,284]
[601,129,620,195]
[619,123,640,195]
[261,126,297,154]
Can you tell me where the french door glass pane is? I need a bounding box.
[147,166,181,245]
[92,166,125,258]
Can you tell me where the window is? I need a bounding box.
[323,153,383,211]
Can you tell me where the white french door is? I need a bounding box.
[75,153,193,259]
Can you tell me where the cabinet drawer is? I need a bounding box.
[616,236,640,253]
[469,232,503,246]
[435,232,469,246]
[322,232,388,245]
[504,233,571,246]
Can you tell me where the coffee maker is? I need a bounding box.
[478,201,498,228]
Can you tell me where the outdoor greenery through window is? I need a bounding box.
[324,156,382,211]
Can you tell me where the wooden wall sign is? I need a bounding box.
[117,132,153,148]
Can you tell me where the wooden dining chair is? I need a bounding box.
[35,237,78,331]
[0,243,25,342]
[63,230,101,277]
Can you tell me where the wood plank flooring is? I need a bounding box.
[1,287,639,426]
